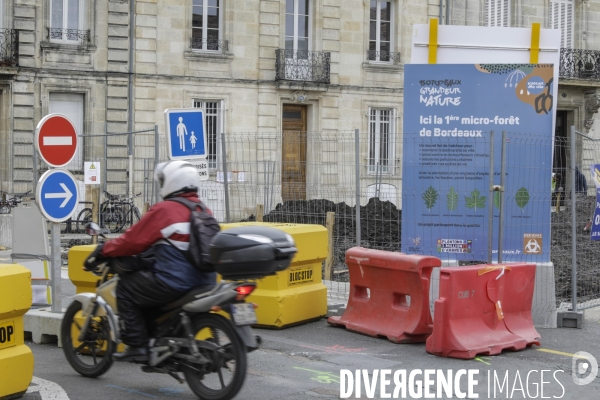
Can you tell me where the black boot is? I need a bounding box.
[113,346,148,362]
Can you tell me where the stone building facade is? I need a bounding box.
[1,0,600,218]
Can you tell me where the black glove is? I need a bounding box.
[83,243,106,274]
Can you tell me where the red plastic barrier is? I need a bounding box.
[327,247,441,343]
[426,263,541,359]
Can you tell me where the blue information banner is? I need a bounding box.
[590,164,600,240]
[401,64,554,262]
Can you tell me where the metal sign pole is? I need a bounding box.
[50,222,62,313]
[487,131,494,264]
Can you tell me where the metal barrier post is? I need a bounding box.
[488,131,494,263]
[570,125,578,312]
[498,131,507,263]
[154,125,159,204]
[221,132,230,222]
[355,128,361,246]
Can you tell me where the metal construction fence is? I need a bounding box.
[208,129,600,313]
[2,126,600,313]
[552,129,600,312]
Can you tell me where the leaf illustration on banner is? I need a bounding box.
[515,187,530,212]
[466,189,486,211]
[447,187,459,211]
[423,186,439,210]
[493,191,501,210]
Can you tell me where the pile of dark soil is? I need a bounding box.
[261,196,600,303]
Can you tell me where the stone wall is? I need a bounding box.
[4,0,600,202]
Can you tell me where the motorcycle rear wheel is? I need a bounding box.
[61,300,116,378]
[182,313,248,400]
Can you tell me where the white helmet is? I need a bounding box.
[154,160,199,199]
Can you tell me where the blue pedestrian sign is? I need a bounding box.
[165,108,208,160]
[36,169,79,223]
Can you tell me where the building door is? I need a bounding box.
[282,105,307,201]
[553,110,568,183]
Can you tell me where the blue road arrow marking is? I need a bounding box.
[44,183,73,207]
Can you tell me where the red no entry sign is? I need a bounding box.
[35,114,78,168]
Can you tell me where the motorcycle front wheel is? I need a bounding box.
[182,313,248,400]
[61,300,116,378]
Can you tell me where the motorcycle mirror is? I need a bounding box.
[85,222,103,237]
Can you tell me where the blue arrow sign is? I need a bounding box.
[36,169,79,222]
[164,108,208,160]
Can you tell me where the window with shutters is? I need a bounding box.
[50,0,88,43]
[485,0,510,27]
[368,108,396,175]
[193,100,223,171]
[550,0,574,49]
[368,1,395,63]
[192,0,226,53]
[49,93,84,170]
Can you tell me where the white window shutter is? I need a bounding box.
[550,0,574,49]
[486,0,510,27]
[49,93,84,170]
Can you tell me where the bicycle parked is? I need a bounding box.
[60,201,93,234]
[118,192,142,230]
[77,190,142,233]
[0,190,32,214]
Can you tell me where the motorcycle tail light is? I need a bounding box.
[235,285,256,301]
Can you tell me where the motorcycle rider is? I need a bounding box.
[93,160,217,362]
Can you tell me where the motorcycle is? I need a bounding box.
[60,223,297,400]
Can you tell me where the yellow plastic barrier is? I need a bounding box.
[0,264,34,399]
[68,222,329,329]
[220,222,329,328]
[68,245,99,294]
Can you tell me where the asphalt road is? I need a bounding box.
[23,304,600,400]
[1,252,597,399]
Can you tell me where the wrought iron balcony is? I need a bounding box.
[48,28,90,43]
[559,48,600,80]
[0,29,19,67]
[190,38,228,52]
[367,50,400,64]
[275,49,331,84]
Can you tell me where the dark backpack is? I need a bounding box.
[166,197,221,272]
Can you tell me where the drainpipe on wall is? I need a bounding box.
[128,0,135,197]
[439,0,446,24]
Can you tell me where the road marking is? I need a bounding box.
[107,384,158,398]
[27,376,70,399]
[43,136,73,146]
[474,356,492,365]
[536,348,589,359]
[294,367,340,384]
